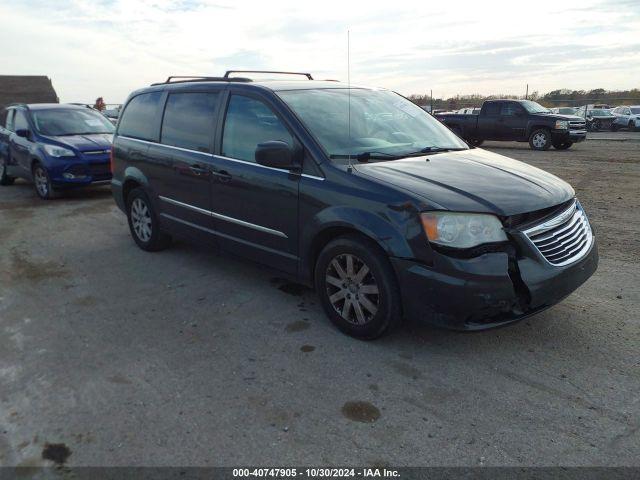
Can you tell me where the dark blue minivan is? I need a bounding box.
[110,72,598,339]
[0,103,114,199]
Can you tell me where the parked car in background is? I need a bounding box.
[110,71,597,339]
[456,107,481,114]
[611,105,640,131]
[102,104,122,125]
[0,103,114,199]
[550,107,578,115]
[575,106,617,131]
[436,99,587,150]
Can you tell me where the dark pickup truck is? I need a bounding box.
[435,99,587,150]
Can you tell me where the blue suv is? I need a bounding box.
[0,103,115,199]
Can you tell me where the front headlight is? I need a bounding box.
[554,120,569,130]
[420,212,508,249]
[43,144,75,157]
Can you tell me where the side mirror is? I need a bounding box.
[255,141,300,170]
[15,129,29,139]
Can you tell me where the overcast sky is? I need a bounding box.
[2,0,639,103]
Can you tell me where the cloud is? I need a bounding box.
[1,0,638,103]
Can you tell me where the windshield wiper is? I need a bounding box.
[330,146,467,162]
[403,146,468,155]
[329,151,405,162]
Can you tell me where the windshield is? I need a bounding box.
[521,100,550,114]
[559,108,575,114]
[277,88,468,160]
[32,108,115,136]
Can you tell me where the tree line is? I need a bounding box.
[407,88,640,110]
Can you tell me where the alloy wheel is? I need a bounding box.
[34,167,49,197]
[325,253,380,325]
[131,198,153,242]
[532,133,547,148]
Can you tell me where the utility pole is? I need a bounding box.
[525,84,529,100]
[430,89,433,113]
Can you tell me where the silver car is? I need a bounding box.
[611,106,640,131]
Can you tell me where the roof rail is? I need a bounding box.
[151,76,253,86]
[224,70,314,80]
[6,102,29,109]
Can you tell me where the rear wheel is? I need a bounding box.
[629,120,637,132]
[529,129,551,150]
[592,119,601,131]
[0,159,15,186]
[126,187,172,251]
[468,139,484,147]
[314,234,401,339]
[610,123,619,132]
[552,141,573,150]
[32,163,58,199]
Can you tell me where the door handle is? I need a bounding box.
[189,164,209,176]
[211,170,232,182]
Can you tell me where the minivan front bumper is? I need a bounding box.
[392,237,598,331]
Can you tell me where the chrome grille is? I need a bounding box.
[569,120,586,130]
[523,201,593,266]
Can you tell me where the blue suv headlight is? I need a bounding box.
[43,144,76,157]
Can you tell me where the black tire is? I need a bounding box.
[629,121,637,132]
[0,158,15,186]
[468,139,484,147]
[126,187,172,252]
[552,141,573,150]
[314,234,401,340]
[610,123,619,132]
[32,163,59,199]
[592,119,601,131]
[528,129,552,150]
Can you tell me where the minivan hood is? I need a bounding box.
[354,148,574,216]
[45,133,113,152]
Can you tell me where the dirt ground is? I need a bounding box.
[0,136,638,468]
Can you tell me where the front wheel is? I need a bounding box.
[0,159,15,186]
[314,235,402,339]
[32,163,58,199]
[629,120,637,132]
[468,139,484,147]
[553,141,573,150]
[592,119,601,131]
[529,129,552,150]
[126,187,172,251]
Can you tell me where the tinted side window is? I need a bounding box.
[14,110,30,131]
[161,92,219,153]
[222,95,293,163]
[500,103,522,116]
[484,103,501,116]
[0,109,7,128]
[119,92,163,141]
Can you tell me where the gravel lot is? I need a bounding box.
[1,136,639,468]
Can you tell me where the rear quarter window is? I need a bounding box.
[160,92,220,153]
[118,92,163,141]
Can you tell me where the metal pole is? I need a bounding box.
[525,84,529,100]
[430,89,433,113]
